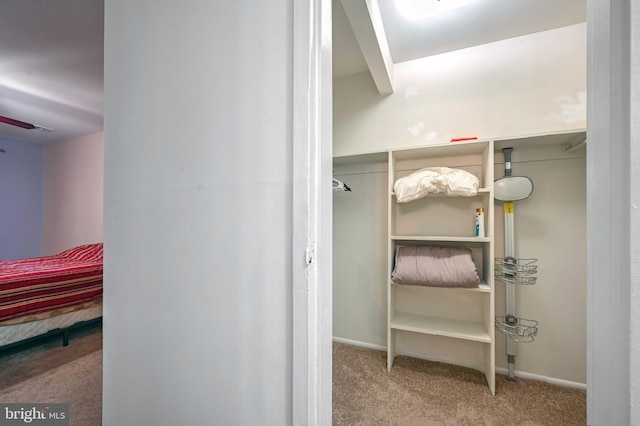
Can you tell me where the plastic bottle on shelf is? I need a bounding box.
[475,208,485,237]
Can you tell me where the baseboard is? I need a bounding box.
[332,336,587,391]
[332,336,386,352]
[332,337,483,371]
[494,367,587,390]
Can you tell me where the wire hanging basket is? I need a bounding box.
[495,316,539,343]
[495,257,538,285]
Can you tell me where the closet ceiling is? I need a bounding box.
[332,0,587,78]
[333,0,586,79]
[0,0,585,144]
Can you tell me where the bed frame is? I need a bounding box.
[0,304,102,353]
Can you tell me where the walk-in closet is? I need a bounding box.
[331,0,587,405]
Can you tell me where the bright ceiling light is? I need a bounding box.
[396,0,472,20]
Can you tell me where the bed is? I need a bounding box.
[0,243,103,349]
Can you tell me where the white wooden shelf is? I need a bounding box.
[391,187,492,198]
[391,282,491,293]
[391,235,491,243]
[469,283,491,293]
[387,139,495,395]
[390,312,492,343]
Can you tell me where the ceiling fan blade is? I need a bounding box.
[0,115,55,132]
[0,114,37,129]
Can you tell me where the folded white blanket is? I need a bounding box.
[394,167,479,203]
[391,246,480,288]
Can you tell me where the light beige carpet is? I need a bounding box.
[0,324,103,426]
[333,342,586,426]
[0,328,586,426]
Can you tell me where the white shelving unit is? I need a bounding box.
[386,140,495,395]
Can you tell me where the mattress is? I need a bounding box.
[0,243,103,322]
[0,303,102,347]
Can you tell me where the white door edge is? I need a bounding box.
[292,0,332,424]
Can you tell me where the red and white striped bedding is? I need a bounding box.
[0,243,103,324]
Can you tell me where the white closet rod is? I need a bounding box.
[563,139,587,154]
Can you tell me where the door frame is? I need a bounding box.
[292,0,333,424]
[295,0,639,423]
[586,0,635,424]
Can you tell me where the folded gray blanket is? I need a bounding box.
[391,246,480,288]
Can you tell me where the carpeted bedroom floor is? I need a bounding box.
[333,342,587,426]
[0,322,103,426]
[0,326,586,425]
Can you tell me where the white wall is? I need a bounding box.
[103,2,294,424]
[333,24,588,385]
[0,138,43,259]
[333,161,388,347]
[42,132,103,255]
[494,146,586,384]
[334,24,586,157]
[631,1,640,422]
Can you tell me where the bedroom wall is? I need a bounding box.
[334,23,586,157]
[0,138,43,259]
[42,132,104,255]
[333,24,587,385]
